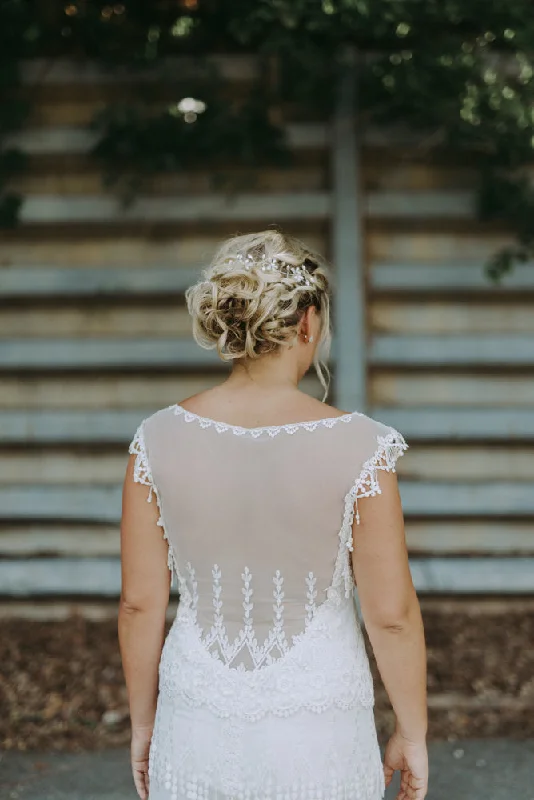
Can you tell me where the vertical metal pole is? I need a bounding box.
[332,56,367,413]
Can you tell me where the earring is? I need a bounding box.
[308,335,314,343]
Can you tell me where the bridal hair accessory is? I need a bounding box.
[222,252,317,287]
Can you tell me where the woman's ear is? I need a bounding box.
[297,306,311,341]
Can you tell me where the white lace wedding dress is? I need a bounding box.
[129,403,407,800]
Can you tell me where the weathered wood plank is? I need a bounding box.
[371,335,534,366]
[0,267,200,298]
[0,373,322,410]
[398,482,534,516]
[0,306,192,339]
[2,556,533,596]
[2,522,533,558]
[0,452,126,484]
[0,558,126,597]
[15,191,477,225]
[406,522,534,555]
[11,123,328,155]
[371,374,534,408]
[372,302,534,335]
[0,410,152,443]
[371,263,534,292]
[3,444,534,485]
[19,193,331,225]
[2,407,532,444]
[398,446,534,482]
[21,56,260,85]
[18,333,531,372]
[369,232,514,263]
[0,487,121,522]
[1,481,533,521]
[409,557,534,593]
[364,162,474,191]
[0,338,221,370]
[367,191,475,219]
[0,233,328,267]
[12,167,327,197]
[0,526,118,556]
[370,407,534,440]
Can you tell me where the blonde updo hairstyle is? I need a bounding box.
[185,230,333,400]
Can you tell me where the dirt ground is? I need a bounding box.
[1,606,533,752]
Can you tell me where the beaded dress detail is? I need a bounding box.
[128,404,407,800]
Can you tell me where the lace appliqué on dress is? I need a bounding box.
[327,427,408,603]
[129,421,177,586]
[352,429,408,525]
[185,563,317,669]
[173,404,360,438]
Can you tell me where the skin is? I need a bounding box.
[119,305,428,800]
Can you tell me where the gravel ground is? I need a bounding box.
[1,608,533,752]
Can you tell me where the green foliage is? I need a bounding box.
[90,70,290,204]
[0,0,38,227]
[1,0,534,278]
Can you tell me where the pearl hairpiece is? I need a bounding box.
[222,252,316,287]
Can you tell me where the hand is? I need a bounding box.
[131,724,154,800]
[383,729,428,800]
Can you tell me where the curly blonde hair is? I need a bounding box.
[185,230,333,399]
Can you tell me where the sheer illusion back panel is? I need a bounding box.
[142,407,392,669]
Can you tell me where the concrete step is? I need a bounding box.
[5,740,534,800]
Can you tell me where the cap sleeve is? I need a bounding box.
[353,425,408,524]
[128,420,156,502]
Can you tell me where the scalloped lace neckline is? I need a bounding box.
[172,403,361,437]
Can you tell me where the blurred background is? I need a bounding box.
[0,0,533,786]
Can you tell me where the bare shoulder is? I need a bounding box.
[176,388,220,414]
[296,396,351,420]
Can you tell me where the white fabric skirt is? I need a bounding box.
[148,690,385,800]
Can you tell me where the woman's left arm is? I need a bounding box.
[119,453,171,799]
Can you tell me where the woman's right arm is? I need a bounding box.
[352,469,428,800]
